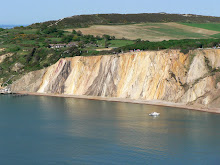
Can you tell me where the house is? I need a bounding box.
[0,87,11,94]
[49,42,79,49]
[49,44,66,49]
[66,42,78,47]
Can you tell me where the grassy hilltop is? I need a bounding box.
[1,13,220,86]
[30,13,220,29]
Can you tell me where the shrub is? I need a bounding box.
[9,46,21,52]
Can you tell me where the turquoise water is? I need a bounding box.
[0,95,220,165]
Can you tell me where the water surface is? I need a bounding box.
[0,95,220,164]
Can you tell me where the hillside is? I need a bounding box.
[29,13,220,41]
[29,13,220,29]
[69,22,220,41]
[1,13,220,87]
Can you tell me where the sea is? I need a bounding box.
[0,25,27,29]
[0,95,220,165]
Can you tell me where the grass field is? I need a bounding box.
[95,39,135,50]
[66,23,220,41]
[109,40,134,47]
[211,33,220,38]
[50,38,62,42]
[181,23,220,32]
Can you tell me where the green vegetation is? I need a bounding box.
[140,23,208,39]
[189,53,196,63]
[116,39,220,53]
[146,25,204,38]
[72,22,219,41]
[109,40,134,47]
[0,26,121,83]
[204,56,213,72]
[181,23,220,40]
[29,13,220,29]
[210,33,220,39]
[181,23,220,32]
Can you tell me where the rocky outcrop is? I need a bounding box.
[0,48,6,52]
[11,63,24,72]
[11,69,46,92]
[11,49,220,109]
[0,53,13,64]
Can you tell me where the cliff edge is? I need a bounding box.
[11,49,220,110]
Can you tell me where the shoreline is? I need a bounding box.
[15,91,220,114]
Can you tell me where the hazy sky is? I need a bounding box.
[1,0,219,25]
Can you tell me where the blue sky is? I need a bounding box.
[1,0,219,25]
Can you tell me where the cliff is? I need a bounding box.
[11,49,220,110]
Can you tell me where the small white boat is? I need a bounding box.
[149,112,160,116]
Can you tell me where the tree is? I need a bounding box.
[136,38,141,43]
[77,30,83,36]
[68,46,81,56]
[72,30,77,34]
[61,35,73,43]
[57,30,64,37]
[111,36,116,40]
[95,35,102,40]
[103,34,111,40]
[105,40,110,48]
[43,27,58,34]
[40,24,48,32]
[72,35,80,41]
[35,30,41,35]
[78,42,85,49]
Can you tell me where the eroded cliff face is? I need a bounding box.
[11,49,220,109]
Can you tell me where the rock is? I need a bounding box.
[0,53,13,64]
[217,82,220,89]
[11,49,220,109]
[204,49,220,68]
[202,95,212,105]
[11,63,24,72]
[9,57,13,62]
[187,54,208,84]
[181,76,216,103]
[11,69,47,92]
[0,48,5,52]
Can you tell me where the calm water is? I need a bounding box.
[0,25,27,29]
[0,95,220,165]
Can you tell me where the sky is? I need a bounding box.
[1,0,220,25]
